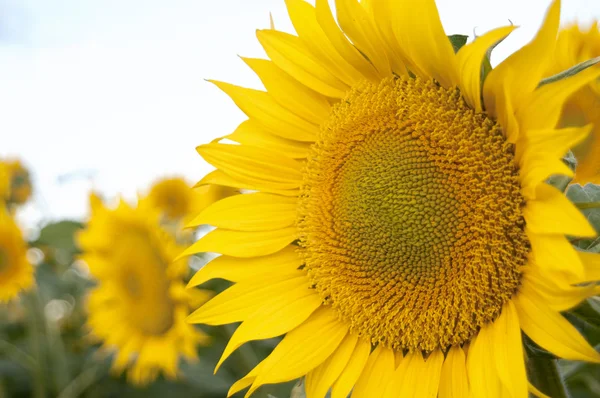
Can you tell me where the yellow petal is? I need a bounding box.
[524,266,598,312]
[210,80,318,142]
[247,307,349,396]
[528,381,551,398]
[330,338,371,398]
[227,120,311,159]
[578,251,600,283]
[457,26,516,112]
[197,143,303,190]
[484,0,560,116]
[243,57,331,124]
[491,301,528,398]
[228,361,264,397]
[398,350,444,397]
[439,346,469,398]
[314,0,382,80]
[195,170,299,197]
[527,231,585,280]
[256,29,348,98]
[216,288,322,371]
[351,345,395,398]
[523,183,596,238]
[514,285,600,362]
[187,192,297,231]
[518,67,600,131]
[389,0,458,88]
[334,0,391,77]
[187,245,301,287]
[305,333,358,398]
[187,274,309,325]
[181,227,297,258]
[467,324,502,398]
[285,0,368,87]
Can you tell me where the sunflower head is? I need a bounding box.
[186,0,600,397]
[0,208,34,302]
[548,22,600,184]
[1,160,33,206]
[78,194,210,385]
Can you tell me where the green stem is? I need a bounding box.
[56,364,103,398]
[575,201,600,210]
[527,356,570,398]
[24,292,47,398]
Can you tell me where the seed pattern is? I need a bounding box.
[298,77,530,352]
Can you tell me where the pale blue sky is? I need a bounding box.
[1,0,600,229]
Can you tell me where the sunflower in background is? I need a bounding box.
[0,159,33,206]
[147,177,237,225]
[548,22,600,184]
[77,194,211,385]
[184,0,600,397]
[0,208,34,302]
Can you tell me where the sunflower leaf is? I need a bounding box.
[448,34,468,53]
[566,184,600,251]
[538,56,600,87]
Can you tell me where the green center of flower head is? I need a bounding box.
[298,77,530,352]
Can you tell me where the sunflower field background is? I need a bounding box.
[2,0,600,397]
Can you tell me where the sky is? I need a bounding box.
[1,0,600,229]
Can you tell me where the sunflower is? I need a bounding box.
[0,163,10,203]
[186,0,600,397]
[547,22,600,184]
[1,160,32,206]
[78,194,211,385]
[147,177,237,223]
[0,208,34,302]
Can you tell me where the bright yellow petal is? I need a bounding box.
[256,29,349,98]
[247,307,348,396]
[351,345,395,398]
[514,285,600,363]
[187,245,301,287]
[227,120,311,159]
[397,350,444,397]
[483,0,560,117]
[578,251,600,283]
[518,67,600,131]
[467,324,502,398]
[187,192,296,231]
[390,0,458,88]
[439,345,469,398]
[181,227,297,258]
[197,143,302,189]
[334,0,392,77]
[187,274,309,325]
[195,170,299,197]
[527,231,585,279]
[228,361,264,397]
[305,333,358,398]
[523,183,596,238]
[215,288,322,371]
[243,57,331,124]
[457,26,516,112]
[314,0,382,80]
[491,301,528,398]
[330,338,371,398]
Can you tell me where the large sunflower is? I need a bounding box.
[186,0,600,396]
[0,208,34,302]
[78,194,210,385]
[548,22,600,184]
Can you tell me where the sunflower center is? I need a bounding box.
[115,231,175,336]
[298,77,529,352]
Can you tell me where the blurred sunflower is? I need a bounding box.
[0,208,34,302]
[0,163,10,203]
[147,177,237,224]
[78,194,211,385]
[1,160,33,206]
[186,0,600,397]
[548,22,600,184]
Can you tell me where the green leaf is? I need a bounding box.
[448,34,468,53]
[538,56,600,88]
[566,184,600,251]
